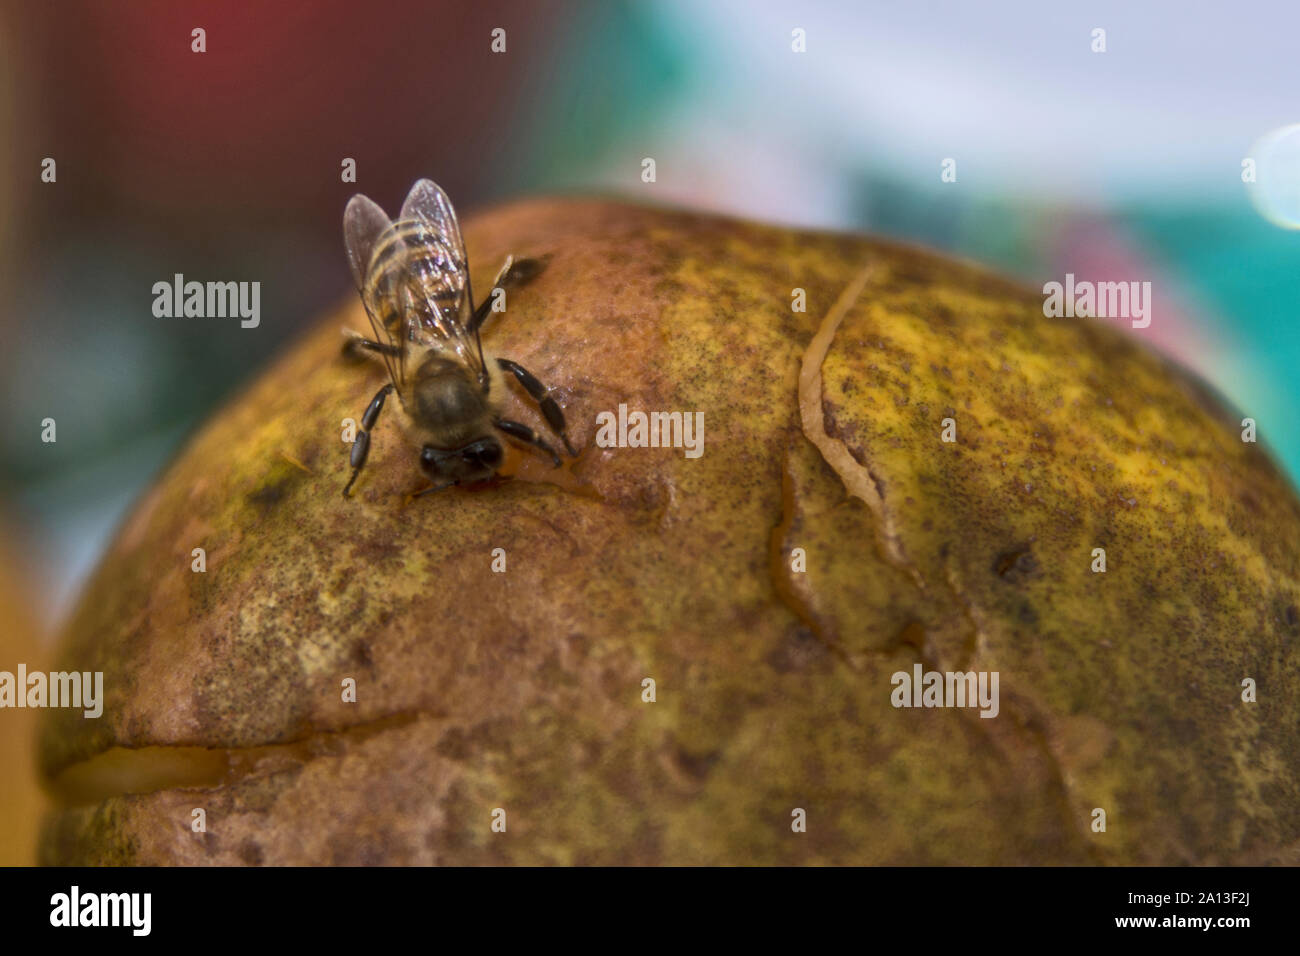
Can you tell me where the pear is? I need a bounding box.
[0,536,47,866]
[38,201,1300,864]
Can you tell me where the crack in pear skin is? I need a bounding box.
[797,263,925,592]
[767,443,861,671]
[44,711,434,808]
[794,262,1096,861]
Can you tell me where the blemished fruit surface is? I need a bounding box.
[1,539,47,866]
[37,200,1300,864]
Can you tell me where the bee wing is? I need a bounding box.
[343,193,407,388]
[343,193,392,291]
[396,179,487,381]
[399,179,468,267]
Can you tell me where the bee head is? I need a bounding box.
[420,438,503,484]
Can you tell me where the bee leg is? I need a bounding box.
[411,481,456,499]
[343,383,395,497]
[342,329,402,361]
[496,358,578,457]
[468,255,547,334]
[495,419,562,468]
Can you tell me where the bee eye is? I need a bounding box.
[475,440,503,469]
[419,446,443,476]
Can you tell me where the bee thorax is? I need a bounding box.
[411,366,492,442]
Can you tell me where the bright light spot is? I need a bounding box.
[1247,124,1300,229]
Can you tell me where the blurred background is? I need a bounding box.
[1,0,1298,640]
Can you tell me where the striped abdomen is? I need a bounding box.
[362,217,469,343]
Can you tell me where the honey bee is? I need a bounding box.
[341,179,577,497]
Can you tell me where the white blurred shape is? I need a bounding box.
[1246,124,1300,229]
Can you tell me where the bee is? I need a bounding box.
[340,179,577,497]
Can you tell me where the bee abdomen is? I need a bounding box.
[363,218,466,334]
